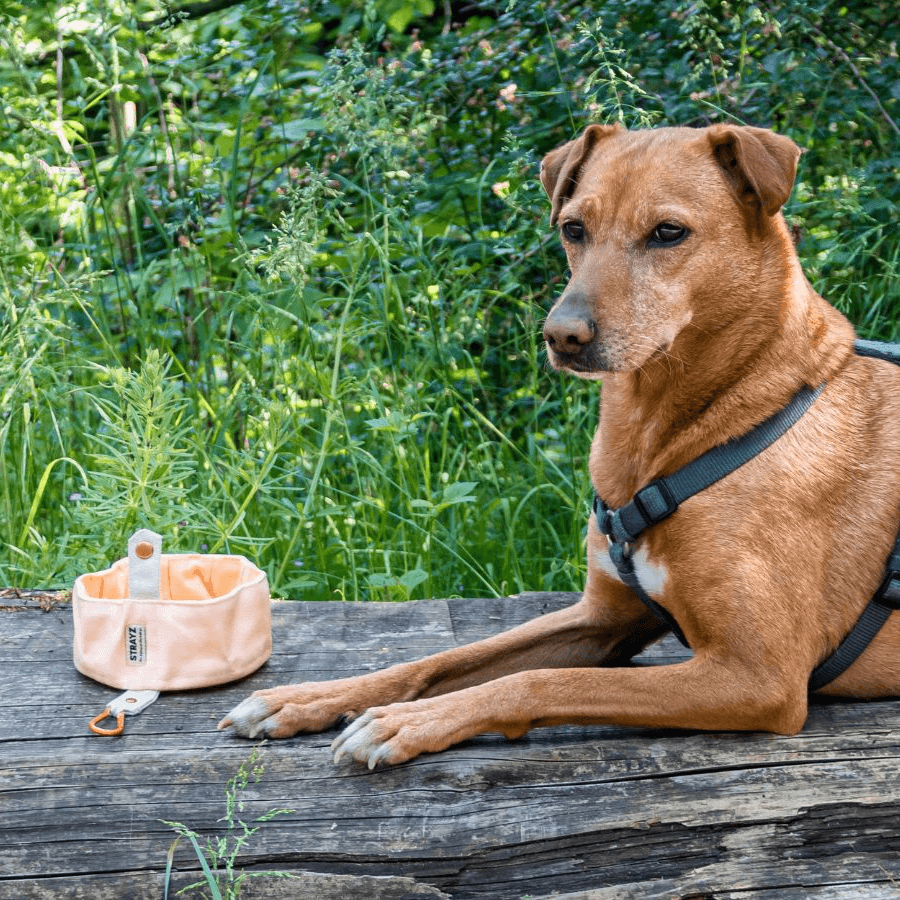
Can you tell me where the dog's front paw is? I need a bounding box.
[218,693,276,739]
[330,698,461,769]
[218,683,357,740]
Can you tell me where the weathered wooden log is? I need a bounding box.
[2,592,900,898]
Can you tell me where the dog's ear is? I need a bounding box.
[707,125,801,217]
[540,123,623,225]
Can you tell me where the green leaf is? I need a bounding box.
[186,833,224,900]
[399,568,428,590]
[442,481,478,503]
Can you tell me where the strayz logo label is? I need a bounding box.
[126,624,148,665]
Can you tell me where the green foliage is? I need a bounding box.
[0,0,897,597]
[164,746,294,898]
[75,350,199,540]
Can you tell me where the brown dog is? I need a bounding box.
[220,123,900,767]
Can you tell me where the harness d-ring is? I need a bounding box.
[89,708,126,736]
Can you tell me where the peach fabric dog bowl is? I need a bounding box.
[73,530,271,691]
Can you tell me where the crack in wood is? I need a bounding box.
[3,597,900,899]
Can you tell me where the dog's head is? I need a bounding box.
[539,124,802,377]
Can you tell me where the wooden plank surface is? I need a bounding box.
[3,591,900,898]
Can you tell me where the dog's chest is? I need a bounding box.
[594,541,669,597]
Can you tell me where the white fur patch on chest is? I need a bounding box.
[593,541,670,597]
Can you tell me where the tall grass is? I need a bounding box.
[0,23,594,598]
[1,2,897,598]
[164,746,294,899]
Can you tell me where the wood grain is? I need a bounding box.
[3,593,900,898]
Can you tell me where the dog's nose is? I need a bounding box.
[543,308,597,352]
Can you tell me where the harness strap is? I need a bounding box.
[598,517,688,646]
[596,383,825,648]
[808,503,900,690]
[596,339,900,691]
[854,338,900,366]
[804,339,900,687]
[602,384,826,545]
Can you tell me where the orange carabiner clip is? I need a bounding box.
[88,707,126,736]
[87,690,159,736]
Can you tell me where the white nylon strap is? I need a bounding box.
[108,689,160,717]
[127,528,162,600]
[88,689,160,735]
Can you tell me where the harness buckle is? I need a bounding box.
[872,572,900,611]
[634,479,679,528]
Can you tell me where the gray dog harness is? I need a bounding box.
[595,339,900,690]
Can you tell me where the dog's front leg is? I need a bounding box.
[219,583,661,741]
[330,653,809,768]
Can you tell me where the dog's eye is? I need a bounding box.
[561,221,585,243]
[649,223,688,247]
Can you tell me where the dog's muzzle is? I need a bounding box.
[544,317,611,373]
[543,292,607,371]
